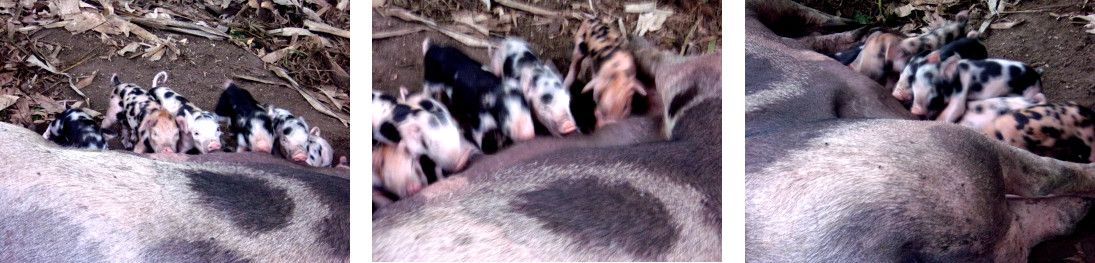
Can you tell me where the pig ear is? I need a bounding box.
[399,86,410,101]
[925,51,941,63]
[544,60,561,74]
[632,81,647,96]
[940,55,962,79]
[310,126,322,136]
[581,77,601,94]
[520,67,535,95]
[175,115,188,131]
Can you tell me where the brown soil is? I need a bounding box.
[29,27,351,164]
[802,0,1095,260]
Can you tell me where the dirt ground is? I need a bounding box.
[371,0,722,106]
[800,0,1095,261]
[27,27,351,165]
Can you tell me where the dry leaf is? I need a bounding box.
[74,71,97,90]
[80,107,101,118]
[989,20,1024,30]
[0,94,18,111]
[261,46,295,63]
[893,4,915,18]
[117,42,142,55]
[30,93,64,114]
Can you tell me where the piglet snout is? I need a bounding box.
[292,152,307,162]
[208,141,222,152]
[253,144,272,153]
[161,147,175,154]
[406,182,423,196]
[558,121,577,135]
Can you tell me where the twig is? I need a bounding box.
[495,0,561,17]
[305,20,351,39]
[1000,9,1048,14]
[373,27,425,39]
[231,74,290,87]
[680,16,701,56]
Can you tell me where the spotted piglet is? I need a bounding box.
[101,74,184,153]
[214,82,275,153]
[982,102,1095,163]
[490,37,577,136]
[305,126,334,167]
[373,91,402,145]
[849,12,970,88]
[908,56,1047,122]
[149,71,224,154]
[422,39,535,152]
[373,88,477,173]
[43,107,115,150]
[563,17,647,128]
[892,35,988,104]
[373,144,427,199]
[958,96,1037,131]
[262,104,311,163]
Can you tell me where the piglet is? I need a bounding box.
[422,38,535,151]
[959,96,1037,131]
[214,81,274,153]
[305,126,335,167]
[373,144,426,199]
[376,88,477,173]
[43,107,115,150]
[982,102,1095,163]
[892,35,988,103]
[490,37,577,136]
[263,104,310,163]
[149,71,225,154]
[101,74,183,153]
[908,56,1047,122]
[563,17,647,128]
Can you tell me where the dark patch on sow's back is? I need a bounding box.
[243,164,351,258]
[185,170,294,233]
[510,177,679,260]
[143,239,252,263]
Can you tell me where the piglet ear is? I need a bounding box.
[310,126,322,136]
[175,115,188,131]
[940,55,962,80]
[925,51,941,64]
[632,82,647,96]
[520,67,535,95]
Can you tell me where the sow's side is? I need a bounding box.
[0,122,349,262]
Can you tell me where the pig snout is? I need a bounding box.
[406,181,423,196]
[207,141,222,152]
[292,152,308,162]
[253,143,272,153]
[161,147,175,154]
[558,120,577,135]
[909,104,926,116]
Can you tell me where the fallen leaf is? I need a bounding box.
[261,46,295,63]
[0,94,18,111]
[893,4,915,18]
[81,107,101,118]
[117,42,142,56]
[989,19,1024,29]
[74,70,96,90]
[30,93,64,114]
